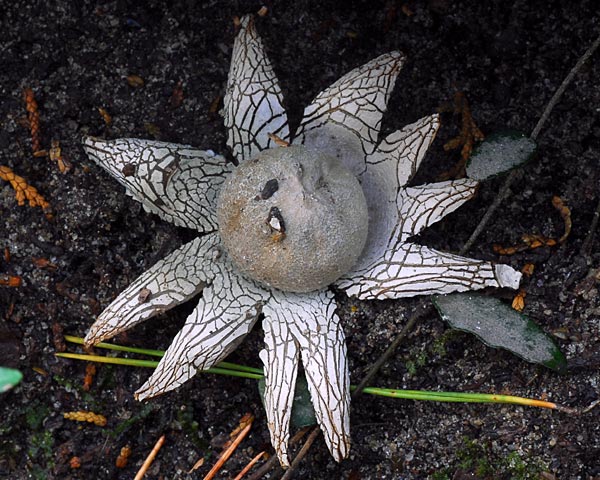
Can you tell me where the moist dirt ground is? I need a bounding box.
[0,1,599,479]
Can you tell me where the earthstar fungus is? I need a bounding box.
[82,15,521,467]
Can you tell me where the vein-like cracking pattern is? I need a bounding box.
[82,13,522,468]
[394,180,478,242]
[83,137,230,231]
[294,51,405,175]
[334,106,518,300]
[223,16,289,162]
[340,242,502,300]
[358,115,441,262]
[260,305,299,467]
[84,234,221,346]
[262,289,350,465]
[136,249,270,400]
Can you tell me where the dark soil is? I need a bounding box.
[1,1,599,479]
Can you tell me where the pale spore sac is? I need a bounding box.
[216,145,369,292]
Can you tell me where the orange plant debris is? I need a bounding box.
[0,165,50,212]
[512,289,526,312]
[232,451,267,480]
[552,195,572,244]
[204,413,255,480]
[63,410,107,427]
[32,257,58,270]
[23,88,42,153]
[82,363,97,391]
[49,139,71,173]
[0,275,22,287]
[134,435,165,480]
[267,132,290,147]
[116,445,132,468]
[494,196,571,255]
[439,92,485,180]
[521,263,535,276]
[98,107,112,125]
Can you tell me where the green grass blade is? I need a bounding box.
[57,352,159,368]
[357,387,556,409]
[57,350,555,409]
[56,352,262,380]
[64,335,264,374]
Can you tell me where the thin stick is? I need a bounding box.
[352,302,433,398]
[460,169,519,255]
[133,434,165,480]
[581,193,600,257]
[232,451,267,480]
[461,32,600,254]
[280,427,321,480]
[203,418,254,480]
[530,33,600,141]
[246,427,310,480]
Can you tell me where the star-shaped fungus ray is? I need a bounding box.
[358,114,441,258]
[293,51,405,176]
[223,15,289,163]
[261,289,350,467]
[335,118,522,300]
[84,235,217,346]
[135,238,270,400]
[83,137,231,231]
[80,12,523,470]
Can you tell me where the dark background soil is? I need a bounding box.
[1,1,599,479]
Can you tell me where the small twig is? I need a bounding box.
[461,32,600,254]
[554,398,600,415]
[352,301,433,398]
[134,434,165,480]
[280,427,321,480]
[460,169,519,255]
[246,427,310,480]
[245,454,280,480]
[581,193,600,258]
[530,33,600,141]
[203,415,254,480]
[233,451,267,480]
[582,399,600,414]
[23,87,42,153]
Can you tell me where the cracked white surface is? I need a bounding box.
[136,245,270,400]
[223,15,289,163]
[83,137,230,232]
[294,51,405,176]
[84,234,219,346]
[261,289,350,466]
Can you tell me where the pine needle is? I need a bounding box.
[57,336,558,410]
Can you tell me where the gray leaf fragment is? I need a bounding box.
[466,132,536,180]
[432,292,567,371]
